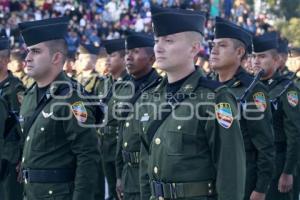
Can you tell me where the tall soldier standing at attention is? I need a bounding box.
[139,5,246,200]
[252,32,300,200]
[210,17,275,200]
[18,17,101,200]
[0,36,25,200]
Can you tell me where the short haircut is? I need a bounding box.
[231,38,248,61]
[44,39,68,64]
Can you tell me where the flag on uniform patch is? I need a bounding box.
[71,101,88,122]
[215,103,233,129]
[253,92,267,112]
[287,91,299,107]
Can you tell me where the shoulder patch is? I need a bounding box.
[215,103,233,129]
[287,91,299,107]
[199,77,223,91]
[253,92,267,112]
[71,101,88,122]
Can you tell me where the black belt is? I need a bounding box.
[151,180,216,199]
[275,142,287,153]
[22,168,75,183]
[122,150,140,165]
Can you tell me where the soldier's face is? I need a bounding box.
[252,51,279,78]
[25,43,52,79]
[105,52,125,74]
[210,38,242,70]
[125,47,154,77]
[154,33,193,72]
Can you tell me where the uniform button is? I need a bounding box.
[26,136,30,142]
[177,125,182,130]
[159,197,164,200]
[142,127,145,132]
[208,183,211,187]
[154,166,158,174]
[22,157,25,162]
[125,122,130,127]
[208,189,212,194]
[21,128,24,132]
[124,142,128,147]
[40,127,45,131]
[48,190,53,195]
[155,138,161,145]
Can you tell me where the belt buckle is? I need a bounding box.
[153,181,164,198]
[169,183,177,199]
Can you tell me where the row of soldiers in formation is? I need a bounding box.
[0,4,300,200]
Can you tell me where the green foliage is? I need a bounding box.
[275,18,300,47]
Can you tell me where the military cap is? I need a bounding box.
[79,43,101,55]
[125,31,154,50]
[253,32,278,53]
[214,17,253,53]
[150,5,206,37]
[18,17,69,46]
[0,37,10,51]
[277,37,289,54]
[103,39,125,55]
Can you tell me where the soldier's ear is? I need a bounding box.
[51,52,64,66]
[237,47,246,60]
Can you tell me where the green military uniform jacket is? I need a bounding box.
[115,69,161,194]
[97,71,131,162]
[77,70,106,95]
[0,96,8,162]
[262,71,300,175]
[0,70,25,164]
[20,71,100,200]
[217,67,275,194]
[140,70,246,200]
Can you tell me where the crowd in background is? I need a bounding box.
[0,0,278,59]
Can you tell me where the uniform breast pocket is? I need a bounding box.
[166,126,199,156]
[31,120,55,152]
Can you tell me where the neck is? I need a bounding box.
[112,68,125,80]
[36,70,61,88]
[166,63,195,83]
[216,64,240,83]
[83,69,94,76]
[133,66,152,80]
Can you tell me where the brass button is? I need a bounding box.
[155,138,161,145]
[208,189,212,194]
[41,127,45,131]
[26,136,30,142]
[154,166,158,174]
[125,122,130,127]
[208,183,211,187]
[48,190,53,195]
[124,142,128,147]
[177,125,181,130]
[22,157,25,162]
[142,127,145,132]
[21,128,23,132]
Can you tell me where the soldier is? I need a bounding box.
[63,51,77,79]
[252,32,300,200]
[0,36,25,200]
[139,5,246,200]
[210,17,275,200]
[99,38,130,200]
[115,31,161,200]
[76,43,105,95]
[18,17,101,200]
[9,49,34,88]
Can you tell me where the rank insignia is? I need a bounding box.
[215,103,233,129]
[71,101,88,122]
[253,92,267,112]
[287,91,298,107]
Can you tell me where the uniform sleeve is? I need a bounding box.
[205,88,246,200]
[281,87,300,174]
[63,100,101,200]
[0,99,8,139]
[245,86,275,193]
[115,122,124,179]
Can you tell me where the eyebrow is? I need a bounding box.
[27,47,41,51]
